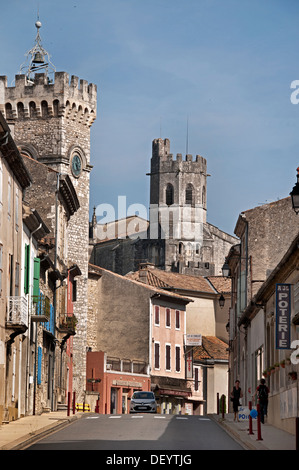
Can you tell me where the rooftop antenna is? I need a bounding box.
[186,115,189,155]
[19,12,56,85]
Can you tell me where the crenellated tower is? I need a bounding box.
[149,138,210,274]
[0,19,97,402]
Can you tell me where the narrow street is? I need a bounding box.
[26,413,244,451]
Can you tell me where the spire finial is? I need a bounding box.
[19,13,56,84]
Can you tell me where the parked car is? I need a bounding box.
[129,391,157,413]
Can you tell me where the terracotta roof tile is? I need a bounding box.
[127,267,216,294]
[193,336,229,362]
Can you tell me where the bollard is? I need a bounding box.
[221,395,225,419]
[67,391,71,417]
[296,417,299,451]
[73,392,76,414]
[217,393,219,415]
[256,403,263,441]
[248,401,254,435]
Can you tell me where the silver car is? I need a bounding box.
[129,391,157,414]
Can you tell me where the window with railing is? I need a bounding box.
[7,296,28,327]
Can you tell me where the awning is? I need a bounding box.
[154,385,192,398]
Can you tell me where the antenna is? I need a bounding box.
[19,13,56,85]
[186,115,189,155]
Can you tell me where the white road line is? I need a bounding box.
[154,416,166,419]
[176,417,188,420]
[198,418,210,421]
[109,415,121,418]
[131,415,144,418]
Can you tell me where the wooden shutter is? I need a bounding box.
[24,244,30,294]
[166,345,171,370]
[33,257,40,299]
[176,346,180,372]
[154,343,160,369]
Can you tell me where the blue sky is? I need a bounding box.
[1,0,299,235]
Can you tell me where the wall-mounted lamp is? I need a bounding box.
[222,263,230,278]
[290,167,299,214]
[219,294,225,308]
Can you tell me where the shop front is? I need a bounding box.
[151,377,192,415]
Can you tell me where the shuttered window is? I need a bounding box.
[33,257,40,300]
[37,347,42,385]
[175,346,181,372]
[24,244,30,294]
[166,308,171,327]
[166,344,171,371]
[154,306,160,325]
[154,342,160,369]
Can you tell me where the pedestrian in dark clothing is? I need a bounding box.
[230,380,243,421]
[254,378,269,424]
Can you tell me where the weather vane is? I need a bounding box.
[19,14,56,84]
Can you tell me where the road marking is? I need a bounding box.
[86,416,100,419]
[109,415,121,418]
[131,415,144,418]
[154,416,166,419]
[176,417,188,420]
[198,418,210,421]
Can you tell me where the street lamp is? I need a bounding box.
[290,168,299,214]
[222,262,230,278]
[219,294,225,308]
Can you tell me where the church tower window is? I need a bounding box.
[166,183,174,206]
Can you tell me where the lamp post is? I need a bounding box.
[290,168,299,214]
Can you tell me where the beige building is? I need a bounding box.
[225,197,299,430]
[0,112,31,423]
[238,231,299,434]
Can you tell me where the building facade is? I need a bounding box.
[225,197,299,432]
[0,68,97,403]
[87,264,193,414]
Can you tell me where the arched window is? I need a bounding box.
[166,183,174,206]
[5,103,13,119]
[53,100,59,117]
[17,102,25,119]
[185,184,193,205]
[29,101,36,118]
[41,100,48,117]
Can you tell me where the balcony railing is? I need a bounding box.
[31,294,51,322]
[59,313,78,333]
[7,296,28,329]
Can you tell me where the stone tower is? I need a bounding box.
[0,20,97,401]
[149,138,236,275]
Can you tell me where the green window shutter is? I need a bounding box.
[33,257,40,299]
[24,244,30,295]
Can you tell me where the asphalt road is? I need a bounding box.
[26,413,244,451]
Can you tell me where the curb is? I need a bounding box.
[209,415,268,451]
[1,414,82,451]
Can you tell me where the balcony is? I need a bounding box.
[6,296,28,330]
[59,313,77,335]
[31,294,51,322]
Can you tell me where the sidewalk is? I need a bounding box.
[0,410,84,450]
[0,410,297,451]
[211,413,297,451]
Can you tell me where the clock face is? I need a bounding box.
[71,154,82,177]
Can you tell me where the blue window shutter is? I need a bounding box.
[37,346,42,385]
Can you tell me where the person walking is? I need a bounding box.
[230,380,243,421]
[254,378,269,424]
